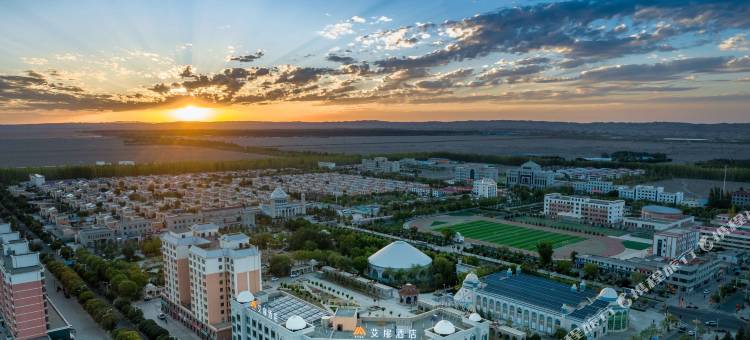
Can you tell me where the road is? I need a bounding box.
[45,271,111,339]
[667,306,746,331]
[134,299,199,340]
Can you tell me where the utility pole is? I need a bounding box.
[723,165,728,195]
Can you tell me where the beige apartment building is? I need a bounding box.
[161,223,262,340]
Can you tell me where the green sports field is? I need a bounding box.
[437,220,586,251]
[622,240,651,250]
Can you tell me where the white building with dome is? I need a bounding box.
[455,270,629,339]
[260,186,306,219]
[367,240,432,284]
[231,290,490,340]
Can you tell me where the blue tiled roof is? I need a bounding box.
[479,273,598,313]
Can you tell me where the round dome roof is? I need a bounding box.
[368,241,432,269]
[434,320,456,335]
[270,187,289,200]
[463,272,479,284]
[236,291,254,303]
[597,287,618,301]
[285,315,307,331]
[468,313,482,322]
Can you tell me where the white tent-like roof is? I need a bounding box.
[367,241,432,269]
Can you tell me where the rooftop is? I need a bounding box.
[477,273,610,320]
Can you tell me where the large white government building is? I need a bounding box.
[260,187,306,219]
[231,290,490,340]
[506,161,556,189]
[454,270,629,339]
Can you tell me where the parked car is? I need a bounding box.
[271,277,279,282]
[688,330,696,336]
[705,321,717,327]
[704,289,710,294]
[158,313,166,320]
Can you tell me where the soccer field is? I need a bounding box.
[438,220,586,251]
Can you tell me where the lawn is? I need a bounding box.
[430,221,447,227]
[515,216,628,236]
[622,240,651,250]
[437,220,586,251]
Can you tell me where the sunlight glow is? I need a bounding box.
[169,105,214,121]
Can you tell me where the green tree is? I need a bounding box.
[117,280,139,301]
[536,241,554,268]
[270,254,292,277]
[583,263,599,279]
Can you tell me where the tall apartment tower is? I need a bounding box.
[161,223,262,340]
[0,223,47,339]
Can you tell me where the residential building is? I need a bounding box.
[454,164,498,182]
[28,174,45,188]
[653,228,699,259]
[76,226,115,247]
[361,157,400,173]
[617,185,684,205]
[231,290,490,340]
[506,161,556,189]
[161,224,262,340]
[544,194,625,226]
[260,187,306,219]
[577,253,721,293]
[573,181,615,195]
[556,167,644,181]
[472,178,498,198]
[454,270,628,339]
[0,224,46,339]
[732,190,750,208]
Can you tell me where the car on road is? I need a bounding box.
[158,313,166,320]
[271,277,279,282]
[686,304,698,309]
[703,289,710,294]
[688,330,696,336]
[705,321,717,327]
[290,273,299,278]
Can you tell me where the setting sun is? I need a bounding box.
[170,105,213,121]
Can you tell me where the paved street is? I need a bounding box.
[45,271,111,340]
[667,306,745,331]
[134,299,199,340]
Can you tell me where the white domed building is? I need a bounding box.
[260,186,306,218]
[368,241,432,284]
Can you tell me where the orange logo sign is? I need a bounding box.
[353,326,366,337]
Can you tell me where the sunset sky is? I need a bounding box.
[1,0,749,124]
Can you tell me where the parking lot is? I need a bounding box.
[134,299,199,340]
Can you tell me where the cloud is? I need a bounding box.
[374,0,750,70]
[357,23,436,51]
[229,50,265,63]
[179,65,196,78]
[326,54,357,65]
[319,22,354,39]
[720,34,749,51]
[351,16,366,24]
[578,56,750,82]
[21,57,49,65]
[376,16,392,23]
